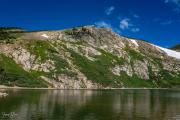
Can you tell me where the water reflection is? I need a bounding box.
[0,89,180,120]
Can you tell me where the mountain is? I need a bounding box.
[0,26,180,88]
[170,44,180,52]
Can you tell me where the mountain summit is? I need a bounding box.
[0,26,180,88]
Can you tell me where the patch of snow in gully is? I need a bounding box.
[41,34,49,38]
[130,39,139,47]
[156,46,180,59]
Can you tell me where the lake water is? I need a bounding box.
[0,89,180,120]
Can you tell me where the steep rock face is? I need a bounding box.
[0,26,180,88]
[0,45,55,72]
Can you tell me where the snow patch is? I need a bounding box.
[130,39,139,47]
[41,34,49,38]
[156,45,180,59]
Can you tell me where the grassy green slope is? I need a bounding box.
[0,54,47,87]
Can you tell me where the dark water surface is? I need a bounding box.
[0,89,180,120]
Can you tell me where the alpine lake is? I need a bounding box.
[0,89,180,120]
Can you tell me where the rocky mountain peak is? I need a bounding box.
[0,26,179,88]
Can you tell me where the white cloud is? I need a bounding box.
[95,21,112,28]
[95,21,121,34]
[105,6,115,15]
[160,20,173,25]
[165,0,180,6]
[153,18,176,25]
[131,28,140,32]
[120,18,131,30]
[133,14,139,18]
[119,18,140,32]
[165,0,180,12]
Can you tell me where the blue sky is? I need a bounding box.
[0,0,180,47]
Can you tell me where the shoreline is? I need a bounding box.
[0,85,180,90]
[0,85,174,90]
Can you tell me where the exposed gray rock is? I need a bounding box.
[133,60,149,80]
[111,64,133,77]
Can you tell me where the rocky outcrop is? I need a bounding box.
[111,64,133,77]
[133,60,149,80]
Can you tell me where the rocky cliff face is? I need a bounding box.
[0,26,180,88]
